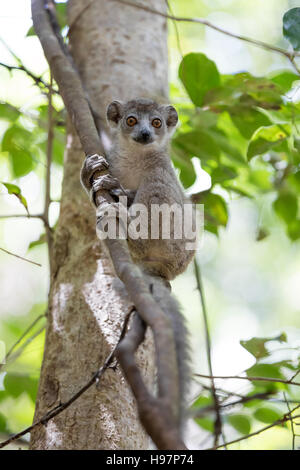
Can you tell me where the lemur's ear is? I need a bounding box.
[162,105,178,129]
[107,101,124,127]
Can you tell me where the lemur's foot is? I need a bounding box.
[92,174,120,192]
[80,154,109,192]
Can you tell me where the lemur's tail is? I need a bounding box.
[145,274,191,429]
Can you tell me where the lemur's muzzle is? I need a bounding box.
[134,129,153,144]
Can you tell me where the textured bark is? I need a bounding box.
[30,0,168,450]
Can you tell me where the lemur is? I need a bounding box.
[81,98,196,428]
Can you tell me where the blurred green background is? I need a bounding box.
[0,0,299,450]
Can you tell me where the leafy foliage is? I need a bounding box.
[174,50,300,239]
[193,332,300,442]
[283,8,300,51]
[1,182,29,214]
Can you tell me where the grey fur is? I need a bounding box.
[147,275,191,427]
[81,98,195,426]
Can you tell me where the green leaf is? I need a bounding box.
[273,191,298,224]
[4,373,38,402]
[1,182,29,214]
[173,129,220,163]
[201,192,228,230]
[195,417,214,433]
[0,102,20,122]
[179,53,221,106]
[287,219,300,240]
[210,165,238,184]
[240,333,287,360]
[248,169,272,192]
[28,233,46,250]
[288,170,300,193]
[56,2,67,30]
[0,412,7,432]
[39,135,65,166]
[26,25,36,37]
[192,395,213,410]
[270,70,299,93]
[246,363,285,392]
[191,109,218,129]
[247,125,290,160]
[171,147,196,189]
[243,389,268,408]
[1,125,35,177]
[232,73,282,104]
[207,127,246,164]
[228,414,251,435]
[283,8,300,51]
[254,407,282,424]
[230,107,271,139]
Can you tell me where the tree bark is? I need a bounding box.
[30,0,168,450]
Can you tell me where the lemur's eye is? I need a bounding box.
[152,118,162,128]
[126,116,137,127]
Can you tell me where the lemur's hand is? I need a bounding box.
[80,154,109,192]
[81,154,122,205]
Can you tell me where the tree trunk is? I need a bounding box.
[29,0,168,450]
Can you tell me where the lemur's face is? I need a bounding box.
[107,99,178,148]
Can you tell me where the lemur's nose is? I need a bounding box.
[140,130,151,142]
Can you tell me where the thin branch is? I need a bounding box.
[113,0,300,62]
[0,213,52,233]
[0,433,29,448]
[0,247,41,267]
[44,72,54,273]
[0,310,132,450]
[290,369,300,383]
[3,326,45,368]
[193,391,273,418]
[0,62,54,93]
[284,392,296,450]
[194,259,223,448]
[0,213,44,220]
[196,379,249,400]
[195,373,300,387]
[165,0,184,60]
[1,314,45,368]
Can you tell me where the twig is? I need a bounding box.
[0,213,44,220]
[3,326,45,369]
[195,373,300,387]
[165,0,184,60]
[44,72,54,273]
[0,433,29,448]
[112,0,300,72]
[211,405,300,450]
[290,369,300,383]
[0,36,58,89]
[194,259,223,448]
[0,62,54,92]
[1,314,45,368]
[193,391,273,418]
[31,0,185,450]
[0,247,41,267]
[284,392,296,450]
[0,310,132,449]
